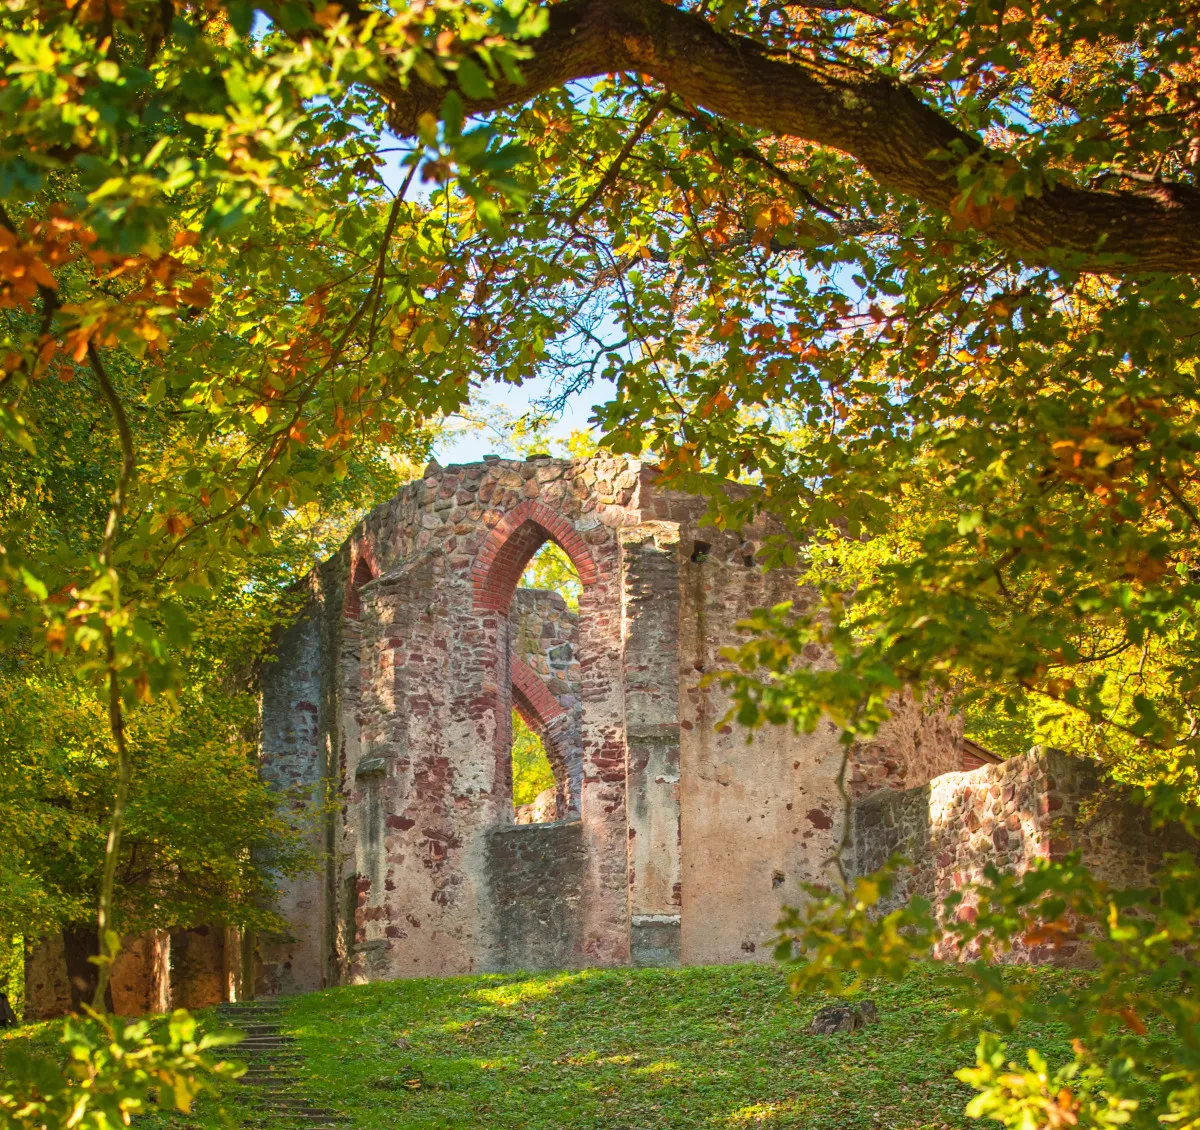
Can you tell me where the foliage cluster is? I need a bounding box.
[778,854,1200,1130]
[0,1010,241,1130]
[510,708,555,807]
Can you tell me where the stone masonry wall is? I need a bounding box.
[854,746,1196,963]
[254,455,972,986]
[23,930,218,1021]
[302,456,639,982]
[486,819,589,970]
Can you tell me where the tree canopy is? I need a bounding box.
[3,0,1200,1125]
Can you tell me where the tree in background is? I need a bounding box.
[510,710,555,807]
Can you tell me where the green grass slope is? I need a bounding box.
[278,963,1055,1130]
[1,963,1080,1130]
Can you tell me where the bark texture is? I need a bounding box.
[373,0,1200,275]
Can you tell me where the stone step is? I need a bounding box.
[258,1113,338,1121]
[251,1100,336,1111]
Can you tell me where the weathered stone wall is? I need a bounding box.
[620,521,684,965]
[169,926,229,1010]
[854,746,1195,963]
[287,456,641,982]
[249,454,970,985]
[257,600,330,997]
[670,518,851,964]
[23,930,218,1020]
[486,819,589,970]
[22,937,72,1021]
[850,689,964,797]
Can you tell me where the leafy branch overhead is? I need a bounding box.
[362,0,1200,274]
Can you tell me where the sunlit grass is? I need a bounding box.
[271,963,1077,1129]
[0,964,1077,1129]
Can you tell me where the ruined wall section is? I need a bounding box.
[853,747,1195,963]
[257,595,329,997]
[620,522,684,966]
[648,486,850,966]
[169,926,231,1009]
[345,548,499,979]
[638,471,964,967]
[850,689,963,797]
[486,820,589,970]
[321,456,644,976]
[255,454,971,986]
[23,930,214,1020]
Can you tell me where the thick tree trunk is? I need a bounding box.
[61,925,114,1014]
[358,0,1200,275]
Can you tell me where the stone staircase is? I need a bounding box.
[216,1001,341,1128]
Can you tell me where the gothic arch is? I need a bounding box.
[344,552,377,620]
[471,500,598,613]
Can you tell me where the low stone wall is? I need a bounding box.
[853,747,1195,963]
[486,819,588,971]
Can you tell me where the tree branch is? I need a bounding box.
[569,89,670,227]
[374,0,1200,275]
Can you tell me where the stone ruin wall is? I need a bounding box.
[252,454,965,990]
[20,454,982,1018]
[853,746,1195,963]
[39,455,1180,1018]
[23,927,235,1022]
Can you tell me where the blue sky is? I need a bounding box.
[431,373,618,464]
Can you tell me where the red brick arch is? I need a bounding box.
[471,500,599,613]
[344,553,377,620]
[511,656,565,726]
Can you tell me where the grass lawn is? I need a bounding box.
[1,962,1080,1130]
[278,962,1072,1130]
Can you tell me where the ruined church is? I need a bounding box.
[24,454,1181,1017]
[253,454,966,994]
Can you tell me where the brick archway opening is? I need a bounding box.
[344,556,376,620]
[471,501,594,823]
[471,500,597,614]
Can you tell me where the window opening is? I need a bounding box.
[345,557,375,620]
[509,540,583,823]
[519,540,581,610]
[511,710,556,824]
